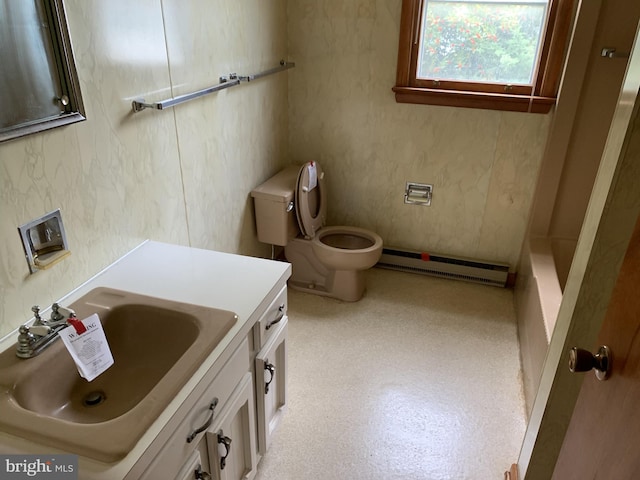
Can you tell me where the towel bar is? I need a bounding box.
[132,61,295,113]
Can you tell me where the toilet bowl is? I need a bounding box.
[312,226,382,271]
[251,162,383,301]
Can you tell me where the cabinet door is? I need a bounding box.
[255,317,288,455]
[206,372,257,480]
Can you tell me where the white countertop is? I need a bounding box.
[0,241,291,478]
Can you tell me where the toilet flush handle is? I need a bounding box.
[286,201,294,212]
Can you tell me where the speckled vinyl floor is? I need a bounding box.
[255,268,526,480]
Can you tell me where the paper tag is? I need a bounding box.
[58,313,114,382]
[307,162,318,191]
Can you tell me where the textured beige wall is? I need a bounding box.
[288,0,551,267]
[161,0,288,254]
[0,0,288,337]
[1,0,549,338]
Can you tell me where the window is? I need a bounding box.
[393,0,576,113]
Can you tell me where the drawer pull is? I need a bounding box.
[194,465,211,479]
[186,398,218,443]
[264,360,275,394]
[217,430,232,470]
[265,304,285,331]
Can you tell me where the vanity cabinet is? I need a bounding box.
[137,339,256,480]
[134,289,289,480]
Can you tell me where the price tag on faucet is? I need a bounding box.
[58,313,114,382]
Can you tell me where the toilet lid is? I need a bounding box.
[295,161,326,238]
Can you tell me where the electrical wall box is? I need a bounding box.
[18,209,70,274]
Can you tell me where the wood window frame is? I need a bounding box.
[393,0,576,113]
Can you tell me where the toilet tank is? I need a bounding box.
[251,166,301,246]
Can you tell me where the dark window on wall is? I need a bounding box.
[393,0,576,113]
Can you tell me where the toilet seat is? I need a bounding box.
[295,161,326,238]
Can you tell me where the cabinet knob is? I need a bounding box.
[265,304,285,330]
[217,430,232,470]
[186,398,218,443]
[194,465,211,479]
[264,360,276,394]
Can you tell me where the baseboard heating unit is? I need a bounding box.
[376,247,509,287]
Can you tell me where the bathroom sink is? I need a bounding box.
[0,287,237,462]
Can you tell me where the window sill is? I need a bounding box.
[392,86,555,113]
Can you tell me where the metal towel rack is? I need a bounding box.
[132,60,295,113]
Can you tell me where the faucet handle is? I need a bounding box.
[50,303,65,322]
[30,325,52,336]
[49,303,75,323]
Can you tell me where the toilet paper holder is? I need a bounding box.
[404,182,432,206]
[18,209,71,274]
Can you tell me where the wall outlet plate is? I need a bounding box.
[18,209,70,274]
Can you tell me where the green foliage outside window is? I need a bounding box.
[418,1,547,85]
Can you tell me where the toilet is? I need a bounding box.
[251,162,383,301]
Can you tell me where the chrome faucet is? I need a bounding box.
[16,303,75,359]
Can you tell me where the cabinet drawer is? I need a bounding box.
[253,286,287,350]
[255,318,288,455]
[138,338,250,480]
